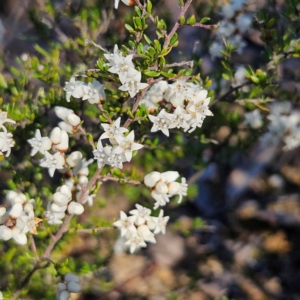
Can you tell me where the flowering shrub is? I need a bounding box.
[1,0,300,299]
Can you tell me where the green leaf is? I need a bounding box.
[161,71,176,78]
[146,0,152,13]
[222,73,231,81]
[187,15,196,25]
[0,74,8,89]
[144,70,161,77]
[179,16,185,25]
[200,17,210,24]
[125,24,136,33]
[144,34,152,45]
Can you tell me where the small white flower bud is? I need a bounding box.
[65,272,80,283]
[57,290,70,300]
[54,106,73,120]
[9,203,23,218]
[160,171,179,183]
[0,207,6,217]
[51,203,67,213]
[78,175,88,186]
[0,225,12,240]
[57,185,72,198]
[146,217,157,231]
[66,151,82,167]
[23,203,34,213]
[55,130,69,152]
[144,171,161,187]
[6,191,18,203]
[67,114,81,126]
[13,193,27,204]
[137,225,156,243]
[53,193,70,206]
[167,182,181,195]
[57,283,67,291]
[50,127,62,144]
[67,281,81,293]
[155,182,168,194]
[67,202,84,215]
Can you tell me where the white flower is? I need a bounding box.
[129,204,151,226]
[44,209,65,225]
[151,210,169,235]
[40,151,65,177]
[73,158,93,176]
[28,129,52,156]
[0,129,14,157]
[113,211,137,237]
[137,224,156,243]
[119,71,148,98]
[80,192,96,206]
[0,225,13,241]
[125,233,147,253]
[151,191,170,209]
[100,117,128,142]
[244,109,263,129]
[82,80,106,104]
[114,130,143,162]
[148,109,172,136]
[167,106,191,130]
[64,77,85,102]
[54,106,81,132]
[53,130,69,152]
[0,291,3,300]
[160,171,180,183]
[0,111,16,128]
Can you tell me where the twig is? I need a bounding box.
[217,81,253,102]
[100,174,141,185]
[163,0,193,49]
[85,39,109,53]
[165,60,194,68]
[78,126,95,150]
[68,226,114,234]
[29,234,39,261]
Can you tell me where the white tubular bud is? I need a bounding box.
[144,171,161,187]
[67,202,84,215]
[58,290,70,300]
[67,281,81,293]
[167,182,181,195]
[54,106,73,120]
[0,207,6,217]
[50,127,62,144]
[57,185,72,198]
[67,114,81,126]
[57,283,67,291]
[6,191,18,203]
[146,217,157,231]
[23,203,34,213]
[51,203,67,213]
[78,175,88,186]
[55,130,69,152]
[13,193,27,205]
[9,203,23,218]
[160,171,179,183]
[66,151,82,167]
[137,225,156,243]
[64,272,80,283]
[155,182,168,194]
[0,225,12,240]
[53,193,70,206]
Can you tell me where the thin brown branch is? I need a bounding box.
[68,226,114,234]
[163,0,193,49]
[165,60,194,68]
[29,234,39,261]
[78,125,95,150]
[187,22,219,30]
[100,174,141,185]
[85,39,109,53]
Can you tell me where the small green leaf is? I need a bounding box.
[125,24,136,33]
[179,16,185,25]
[187,15,196,25]
[200,17,210,24]
[146,0,152,13]
[144,70,161,77]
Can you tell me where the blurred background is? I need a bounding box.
[1,0,300,299]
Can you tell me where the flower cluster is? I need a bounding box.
[261,102,300,151]
[141,79,213,134]
[56,273,81,300]
[44,184,84,225]
[144,171,188,209]
[64,77,106,104]
[114,204,169,253]
[93,117,143,169]
[104,45,148,98]
[0,191,41,244]
[209,0,252,59]
[0,111,15,157]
